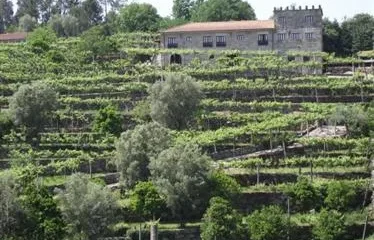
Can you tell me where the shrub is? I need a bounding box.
[313,209,345,240]
[285,177,320,212]
[324,181,356,211]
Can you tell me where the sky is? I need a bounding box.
[131,0,374,22]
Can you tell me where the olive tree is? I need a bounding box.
[149,74,203,130]
[114,123,171,188]
[56,173,118,239]
[8,82,58,141]
[149,143,212,223]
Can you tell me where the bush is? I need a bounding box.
[208,171,241,202]
[285,177,320,212]
[92,104,122,136]
[324,181,356,211]
[313,209,345,240]
[27,27,57,53]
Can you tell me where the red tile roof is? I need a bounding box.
[162,20,275,33]
[0,32,27,41]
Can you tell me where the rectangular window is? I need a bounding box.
[237,35,245,41]
[167,37,178,48]
[278,17,286,25]
[290,33,301,40]
[305,32,314,40]
[216,36,226,47]
[258,34,268,45]
[203,36,213,47]
[186,36,192,42]
[305,15,313,24]
[303,56,311,62]
[277,33,286,42]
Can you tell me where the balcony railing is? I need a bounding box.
[167,43,178,48]
[216,42,226,47]
[258,40,268,46]
[203,42,213,47]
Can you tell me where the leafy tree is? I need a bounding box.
[129,181,166,220]
[16,0,39,20]
[324,181,356,211]
[70,0,103,32]
[149,74,203,130]
[80,25,117,61]
[92,104,122,136]
[117,3,161,32]
[285,177,320,212]
[172,0,193,20]
[0,0,14,33]
[158,16,188,30]
[191,0,256,22]
[0,171,22,238]
[247,205,289,240]
[20,185,66,240]
[313,209,345,240]
[323,18,343,55]
[18,14,37,32]
[27,27,57,53]
[114,122,171,188]
[49,14,80,37]
[57,173,118,239]
[201,197,246,240]
[149,143,212,223]
[8,82,58,141]
[130,99,151,123]
[0,111,13,142]
[208,171,241,202]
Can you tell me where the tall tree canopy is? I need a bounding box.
[117,3,160,32]
[191,0,256,22]
[0,0,14,33]
[323,18,343,55]
[172,0,194,20]
[342,14,374,54]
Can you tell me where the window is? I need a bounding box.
[186,36,192,42]
[303,56,311,62]
[237,35,245,41]
[305,15,313,24]
[277,33,286,42]
[167,37,178,48]
[216,36,226,47]
[278,17,286,25]
[258,34,268,45]
[203,36,213,47]
[288,56,295,62]
[290,33,301,40]
[305,32,314,40]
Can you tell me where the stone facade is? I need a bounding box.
[160,5,323,66]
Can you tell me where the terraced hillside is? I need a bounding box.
[0,32,374,240]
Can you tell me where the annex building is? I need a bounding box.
[160,5,323,65]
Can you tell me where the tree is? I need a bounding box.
[0,171,22,238]
[16,0,39,20]
[26,27,57,53]
[129,181,166,220]
[208,171,241,202]
[172,0,193,20]
[0,0,14,33]
[8,82,58,141]
[70,0,103,32]
[117,3,161,32]
[285,177,320,212]
[323,18,343,55]
[114,122,171,188]
[92,104,122,136]
[149,143,212,223]
[201,197,246,240]
[149,74,203,130]
[18,14,37,32]
[247,205,289,240]
[324,181,356,211]
[313,209,345,240]
[57,173,118,239]
[191,0,256,22]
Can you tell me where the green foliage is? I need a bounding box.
[324,181,356,211]
[149,74,203,130]
[0,111,13,141]
[191,0,256,22]
[92,104,122,136]
[149,143,212,222]
[313,209,345,240]
[172,0,194,20]
[114,122,171,188]
[323,18,344,55]
[19,14,37,32]
[201,197,246,240]
[8,82,58,140]
[208,171,241,201]
[285,177,320,212]
[27,27,57,53]
[20,185,66,240]
[129,181,166,220]
[247,205,289,240]
[130,99,151,123]
[342,14,374,53]
[57,173,118,239]
[117,3,161,32]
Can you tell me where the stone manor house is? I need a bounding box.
[160,5,323,65]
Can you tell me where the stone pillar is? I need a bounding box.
[150,224,158,240]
